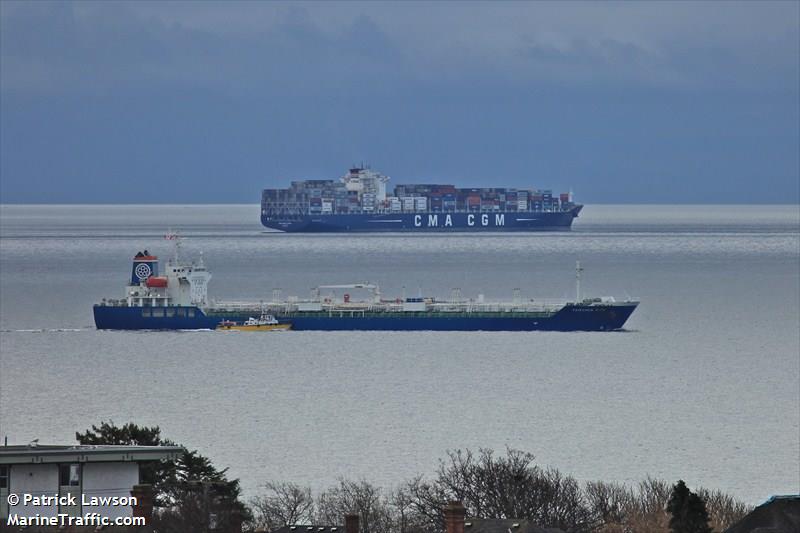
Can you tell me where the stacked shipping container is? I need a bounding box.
[262,175,573,216]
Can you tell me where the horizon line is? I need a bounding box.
[1,202,799,207]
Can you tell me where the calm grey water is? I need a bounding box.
[0,204,798,504]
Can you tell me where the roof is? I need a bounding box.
[269,526,342,533]
[464,518,564,533]
[723,495,800,533]
[0,444,183,465]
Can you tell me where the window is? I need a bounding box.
[165,307,175,317]
[59,464,81,516]
[59,464,80,486]
[142,308,151,317]
[152,308,164,317]
[176,308,186,317]
[187,308,195,317]
[0,466,8,488]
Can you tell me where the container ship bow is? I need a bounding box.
[261,166,583,232]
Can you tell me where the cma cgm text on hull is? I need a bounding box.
[262,166,583,232]
[93,243,639,332]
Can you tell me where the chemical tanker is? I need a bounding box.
[93,242,638,332]
[262,166,582,232]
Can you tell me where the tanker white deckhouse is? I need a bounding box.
[123,239,211,311]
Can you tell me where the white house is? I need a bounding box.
[0,443,182,521]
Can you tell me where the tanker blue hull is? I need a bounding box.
[261,207,582,233]
[93,302,636,331]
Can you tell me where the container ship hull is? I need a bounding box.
[261,207,581,233]
[93,302,636,332]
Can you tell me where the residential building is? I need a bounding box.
[723,495,800,533]
[0,443,181,521]
[445,501,564,533]
[267,513,359,533]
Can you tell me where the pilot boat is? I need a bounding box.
[217,313,291,331]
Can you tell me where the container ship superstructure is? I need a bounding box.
[93,243,638,332]
[261,167,582,232]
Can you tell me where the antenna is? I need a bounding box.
[165,229,181,264]
[575,260,584,302]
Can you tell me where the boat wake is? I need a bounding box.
[1,328,90,333]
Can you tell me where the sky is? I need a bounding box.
[1,1,798,204]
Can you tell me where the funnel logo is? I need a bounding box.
[134,263,152,280]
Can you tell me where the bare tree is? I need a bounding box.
[585,480,632,528]
[401,475,449,532]
[537,469,594,532]
[402,448,594,533]
[315,478,395,533]
[249,481,314,531]
[433,448,548,519]
[696,488,751,532]
[585,477,750,533]
[390,485,431,533]
[245,457,751,533]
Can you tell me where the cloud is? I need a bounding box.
[1,1,797,204]
[0,2,410,93]
[2,1,797,93]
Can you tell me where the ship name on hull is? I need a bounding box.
[414,214,505,228]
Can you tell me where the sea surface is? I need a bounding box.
[0,204,798,504]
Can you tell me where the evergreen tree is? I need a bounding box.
[76,421,169,488]
[76,421,163,446]
[667,480,712,533]
[76,420,249,532]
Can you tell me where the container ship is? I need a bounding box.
[93,242,638,332]
[261,166,582,232]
